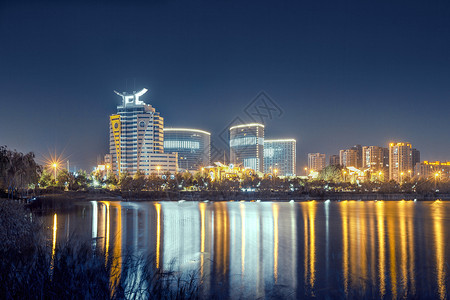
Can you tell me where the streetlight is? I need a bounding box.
[408,170,411,179]
[156,166,161,177]
[378,171,383,181]
[343,170,347,182]
[274,169,278,177]
[400,172,404,185]
[52,163,57,181]
[304,167,308,175]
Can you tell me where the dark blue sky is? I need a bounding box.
[1,0,450,172]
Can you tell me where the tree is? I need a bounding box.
[318,165,343,182]
[39,168,53,188]
[131,171,146,192]
[119,171,133,191]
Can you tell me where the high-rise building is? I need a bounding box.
[329,155,340,166]
[308,153,326,172]
[339,149,358,168]
[412,148,420,167]
[163,128,211,171]
[362,146,388,171]
[264,139,296,176]
[229,123,264,172]
[110,88,178,176]
[389,142,413,182]
[351,144,363,168]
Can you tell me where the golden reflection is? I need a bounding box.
[272,203,279,283]
[399,201,408,297]
[387,203,397,299]
[100,201,111,267]
[155,203,161,269]
[341,201,349,295]
[214,202,230,277]
[50,213,57,276]
[407,203,415,295]
[52,213,57,259]
[432,202,446,299]
[358,202,368,290]
[302,201,316,292]
[368,203,376,289]
[240,203,245,277]
[376,201,386,297]
[110,202,122,292]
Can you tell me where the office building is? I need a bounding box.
[329,155,340,166]
[229,123,264,172]
[308,153,326,172]
[110,88,178,176]
[264,139,296,176]
[339,149,358,168]
[389,142,413,182]
[163,128,211,172]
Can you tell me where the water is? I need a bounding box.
[45,200,450,299]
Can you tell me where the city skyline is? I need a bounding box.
[2,1,450,171]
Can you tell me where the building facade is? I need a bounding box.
[229,123,264,172]
[339,149,358,168]
[389,142,413,182]
[329,154,340,166]
[308,153,326,172]
[412,148,421,167]
[351,144,363,168]
[109,88,177,176]
[415,161,450,180]
[163,128,211,172]
[362,146,389,170]
[264,139,296,176]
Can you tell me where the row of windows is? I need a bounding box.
[230,137,264,147]
[163,140,200,149]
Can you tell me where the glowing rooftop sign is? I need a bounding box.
[114,88,148,106]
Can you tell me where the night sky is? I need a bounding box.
[1,0,450,172]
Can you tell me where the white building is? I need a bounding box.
[229,123,264,172]
[110,88,177,176]
[264,139,296,176]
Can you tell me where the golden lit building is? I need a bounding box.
[362,146,389,172]
[204,162,254,181]
[389,142,413,182]
[339,149,358,168]
[415,161,450,180]
[308,153,326,172]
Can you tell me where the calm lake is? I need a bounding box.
[45,200,450,299]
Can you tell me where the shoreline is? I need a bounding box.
[19,190,450,206]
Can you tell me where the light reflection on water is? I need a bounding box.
[48,200,450,299]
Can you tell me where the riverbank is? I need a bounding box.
[17,189,450,212]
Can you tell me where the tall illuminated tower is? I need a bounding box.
[389,142,412,182]
[110,88,177,176]
[229,123,264,172]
